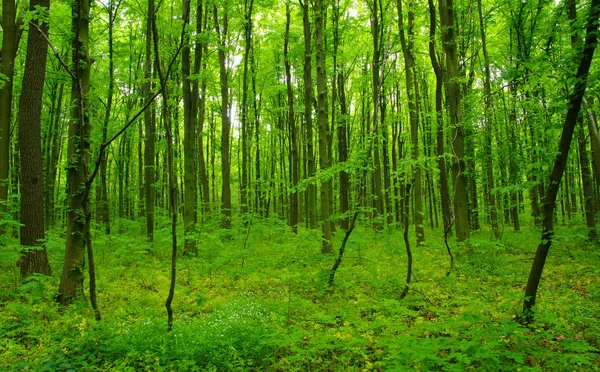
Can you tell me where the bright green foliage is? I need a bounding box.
[1,219,599,370]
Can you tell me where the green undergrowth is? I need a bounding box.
[1,218,599,371]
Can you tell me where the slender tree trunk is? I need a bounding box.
[428,0,452,234]
[284,2,299,233]
[214,5,232,229]
[370,0,384,223]
[45,83,64,227]
[240,0,254,216]
[182,0,197,255]
[152,0,186,330]
[398,0,424,244]
[522,0,599,322]
[143,0,156,241]
[17,0,52,277]
[337,67,350,230]
[301,0,317,229]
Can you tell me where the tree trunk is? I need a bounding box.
[58,0,92,304]
[284,2,299,233]
[428,0,452,234]
[302,0,317,229]
[182,0,197,255]
[143,0,156,241]
[398,0,424,244]
[0,0,20,230]
[214,5,232,229]
[314,0,333,253]
[45,82,64,227]
[522,0,599,322]
[17,0,52,277]
[370,0,384,224]
[439,0,470,242]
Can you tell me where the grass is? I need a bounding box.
[0,216,599,371]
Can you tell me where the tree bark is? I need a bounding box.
[301,0,317,230]
[0,0,20,229]
[314,0,333,253]
[58,0,92,304]
[143,0,156,241]
[439,0,470,242]
[284,2,299,233]
[214,5,232,229]
[398,0,425,244]
[18,0,52,277]
[182,0,197,255]
[427,0,452,235]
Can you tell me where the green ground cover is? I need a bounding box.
[1,219,599,371]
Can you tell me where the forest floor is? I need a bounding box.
[1,217,599,371]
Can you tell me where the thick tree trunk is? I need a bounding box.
[439,0,469,242]
[58,0,92,304]
[17,0,52,277]
[0,0,20,229]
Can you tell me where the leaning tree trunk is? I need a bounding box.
[522,0,600,322]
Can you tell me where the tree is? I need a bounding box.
[398,0,424,244]
[17,0,52,277]
[284,1,299,233]
[315,0,333,253]
[57,0,92,305]
[476,0,500,239]
[0,0,21,230]
[214,3,232,229]
[301,0,317,230]
[521,0,600,322]
[143,0,156,241]
[439,0,470,242]
[182,0,197,255]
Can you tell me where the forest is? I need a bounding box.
[1,0,600,369]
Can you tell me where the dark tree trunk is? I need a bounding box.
[214,5,232,229]
[143,0,156,241]
[0,0,20,230]
[522,0,599,322]
[17,0,52,277]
